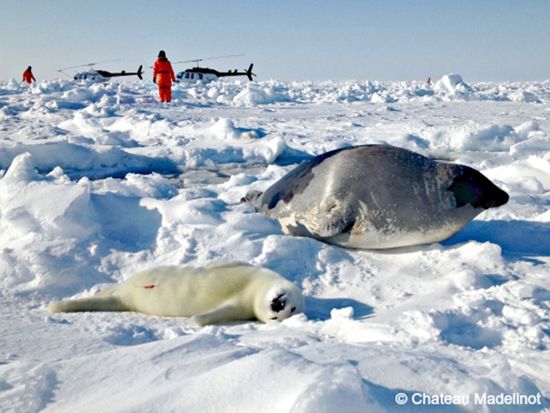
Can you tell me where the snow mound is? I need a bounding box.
[434,73,473,98]
[0,153,165,296]
[232,84,281,106]
[0,142,180,179]
[205,118,265,141]
[2,152,39,183]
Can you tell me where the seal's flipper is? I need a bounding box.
[311,201,356,238]
[241,190,263,208]
[48,295,129,313]
[191,303,252,326]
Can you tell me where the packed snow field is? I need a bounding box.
[1,74,549,412]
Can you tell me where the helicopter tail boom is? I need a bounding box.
[215,63,255,81]
[95,65,144,79]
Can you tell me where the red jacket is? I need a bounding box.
[23,69,35,84]
[153,58,175,87]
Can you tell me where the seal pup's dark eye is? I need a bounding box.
[270,294,286,313]
[290,306,296,313]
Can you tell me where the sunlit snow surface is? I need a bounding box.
[1,75,549,412]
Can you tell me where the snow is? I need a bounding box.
[1,74,549,412]
[433,73,474,98]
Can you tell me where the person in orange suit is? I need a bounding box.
[153,50,176,103]
[22,66,36,84]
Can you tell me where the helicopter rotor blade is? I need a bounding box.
[202,53,245,61]
[173,53,245,65]
[57,59,122,72]
[148,58,202,69]
[173,58,204,65]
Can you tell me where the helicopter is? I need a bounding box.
[173,54,256,83]
[58,60,144,82]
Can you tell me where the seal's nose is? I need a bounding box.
[483,186,509,208]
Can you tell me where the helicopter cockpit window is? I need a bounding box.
[198,74,203,80]
[185,73,190,79]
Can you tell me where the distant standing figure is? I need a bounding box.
[22,66,36,84]
[426,77,432,86]
[153,50,176,103]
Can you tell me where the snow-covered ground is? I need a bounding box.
[1,74,549,412]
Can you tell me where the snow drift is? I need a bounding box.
[0,76,549,412]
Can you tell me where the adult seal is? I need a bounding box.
[48,262,304,326]
[243,144,509,249]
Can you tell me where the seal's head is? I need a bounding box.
[447,165,509,209]
[241,190,263,209]
[256,284,304,323]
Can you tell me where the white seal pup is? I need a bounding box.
[48,262,304,326]
[243,144,509,249]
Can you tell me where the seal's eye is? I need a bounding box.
[270,294,286,313]
[290,306,296,314]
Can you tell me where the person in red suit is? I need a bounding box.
[22,66,36,84]
[153,50,176,103]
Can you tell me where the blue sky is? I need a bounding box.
[1,0,549,82]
